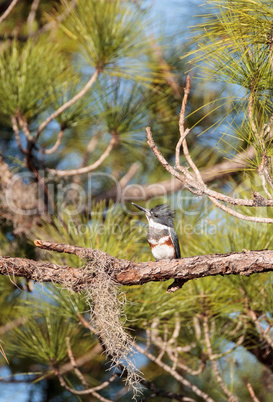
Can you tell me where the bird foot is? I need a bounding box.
[166,279,188,293]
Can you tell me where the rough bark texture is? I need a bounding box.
[0,241,273,292]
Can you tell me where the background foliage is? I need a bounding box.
[1,0,273,401]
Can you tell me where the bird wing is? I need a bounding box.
[169,227,181,259]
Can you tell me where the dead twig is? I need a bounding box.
[147,75,273,223]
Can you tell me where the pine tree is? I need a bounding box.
[1,1,273,401]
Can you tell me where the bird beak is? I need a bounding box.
[132,203,150,215]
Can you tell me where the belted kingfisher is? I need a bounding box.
[132,203,181,261]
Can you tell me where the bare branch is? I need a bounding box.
[0,0,19,24]
[147,124,273,222]
[11,116,26,154]
[147,126,203,196]
[56,338,116,401]
[47,135,117,177]
[208,196,273,224]
[34,69,100,144]
[66,337,89,388]
[150,38,182,99]
[146,74,273,222]
[247,383,260,402]
[149,318,206,376]
[134,343,214,402]
[203,315,238,402]
[17,113,32,141]
[175,76,196,175]
[60,327,193,401]
[246,308,273,350]
[55,368,114,401]
[41,130,64,155]
[27,0,40,34]
[182,131,204,183]
[97,141,258,203]
[148,125,273,210]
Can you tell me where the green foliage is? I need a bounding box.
[123,191,273,324]
[187,0,273,89]
[10,308,88,365]
[183,0,273,172]
[0,39,70,123]
[61,0,152,79]
[1,0,273,400]
[93,79,148,137]
[49,78,97,130]
[33,201,150,263]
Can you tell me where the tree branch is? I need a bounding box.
[247,383,260,402]
[11,116,27,154]
[133,343,214,402]
[47,135,117,177]
[203,315,238,402]
[0,0,19,24]
[27,0,40,35]
[148,126,273,211]
[1,241,273,292]
[97,142,257,202]
[33,69,99,144]
[41,130,64,155]
[146,76,273,222]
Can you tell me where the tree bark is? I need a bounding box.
[1,241,273,292]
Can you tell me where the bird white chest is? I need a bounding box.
[151,243,175,260]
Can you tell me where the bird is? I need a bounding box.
[132,203,181,261]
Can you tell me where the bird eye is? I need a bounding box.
[153,213,158,218]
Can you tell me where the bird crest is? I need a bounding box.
[150,204,175,228]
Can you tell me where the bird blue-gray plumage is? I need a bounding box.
[132,203,181,261]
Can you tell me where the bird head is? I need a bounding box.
[132,203,175,228]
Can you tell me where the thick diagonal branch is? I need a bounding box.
[1,241,273,292]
